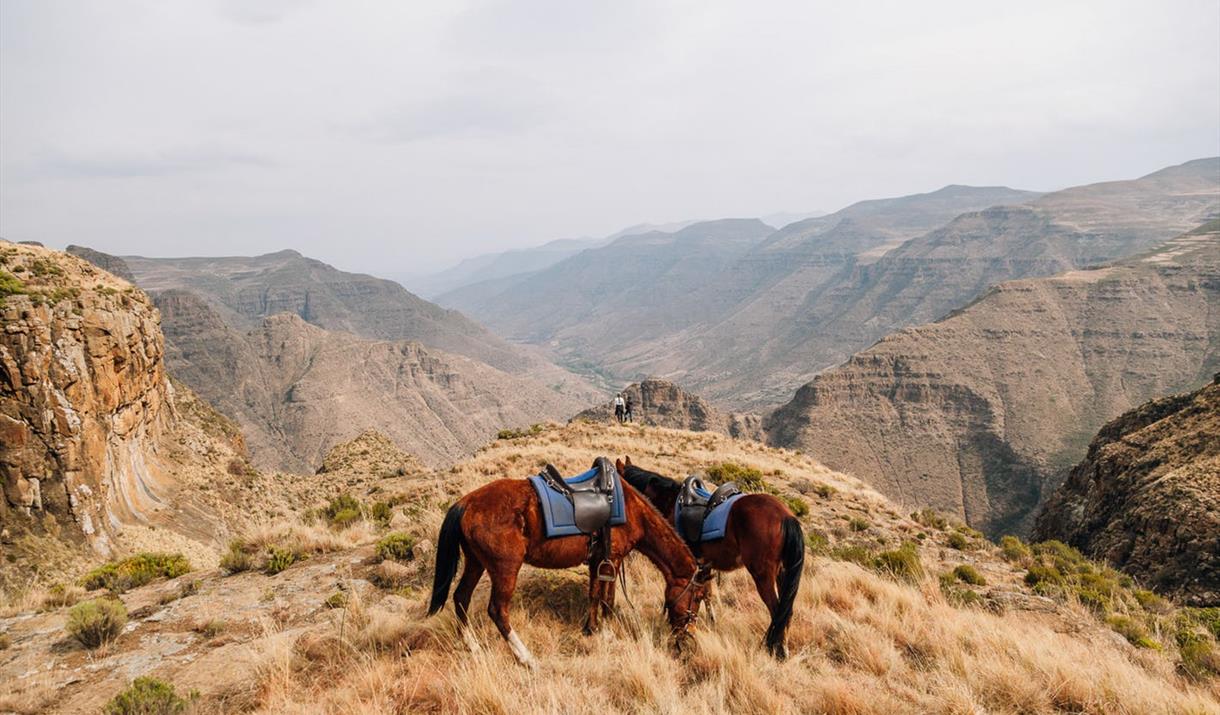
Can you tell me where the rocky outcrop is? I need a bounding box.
[1,241,174,556]
[766,223,1220,537]
[574,378,762,440]
[1034,377,1220,605]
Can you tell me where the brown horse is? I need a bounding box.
[616,457,804,658]
[428,472,707,667]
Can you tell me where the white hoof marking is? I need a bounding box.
[507,631,538,669]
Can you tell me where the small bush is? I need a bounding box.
[320,494,364,528]
[1107,615,1159,649]
[848,517,869,532]
[953,564,986,586]
[42,582,84,609]
[67,598,127,648]
[1023,564,1065,589]
[80,553,191,593]
[264,547,296,575]
[705,462,770,493]
[812,482,837,499]
[0,633,10,650]
[0,270,26,298]
[367,501,393,526]
[219,540,254,574]
[831,545,874,566]
[194,620,225,638]
[806,531,830,556]
[375,532,417,562]
[999,535,1031,562]
[873,543,923,583]
[781,495,809,517]
[497,423,544,440]
[946,532,970,550]
[104,676,196,715]
[939,572,983,607]
[324,592,348,609]
[911,509,947,530]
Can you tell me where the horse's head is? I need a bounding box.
[616,456,681,515]
[663,564,713,650]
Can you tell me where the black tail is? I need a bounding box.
[765,516,804,658]
[428,504,466,616]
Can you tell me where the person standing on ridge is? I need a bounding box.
[613,393,626,423]
[624,393,634,423]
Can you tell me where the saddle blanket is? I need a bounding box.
[673,486,745,542]
[528,467,626,538]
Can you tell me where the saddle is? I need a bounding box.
[676,476,742,546]
[538,456,618,535]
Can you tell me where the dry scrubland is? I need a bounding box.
[2,422,1218,714]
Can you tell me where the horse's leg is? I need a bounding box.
[584,565,606,635]
[453,557,485,652]
[486,562,536,669]
[749,561,781,620]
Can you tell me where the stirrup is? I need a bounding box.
[596,559,617,583]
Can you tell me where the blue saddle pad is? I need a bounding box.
[528,467,626,538]
[673,486,745,542]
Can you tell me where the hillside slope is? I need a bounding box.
[766,221,1220,537]
[1035,376,1220,606]
[2,422,1216,714]
[156,289,587,471]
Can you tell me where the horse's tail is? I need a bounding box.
[428,503,466,616]
[765,516,804,657]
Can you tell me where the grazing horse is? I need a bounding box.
[428,475,707,667]
[616,457,805,658]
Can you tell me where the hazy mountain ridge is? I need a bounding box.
[764,221,1220,537]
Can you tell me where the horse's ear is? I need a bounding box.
[615,458,626,475]
[624,455,632,466]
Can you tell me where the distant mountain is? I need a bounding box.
[121,248,588,391]
[155,291,585,472]
[765,221,1220,537]
[625,159,1220,407]
[1035,374,1219,606]
[438,218,775,380]
[71,248,597,471]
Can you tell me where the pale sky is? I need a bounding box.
[2,0,1218,276]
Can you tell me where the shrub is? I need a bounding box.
[705,462,770,493]
[67,598,127,648]
[0,633,10,650]
[367,501,393,526]
[219,540,254,574]
[848,517,869,532]
[195,620,225,638]
[0,270,26,299]
[1106,615,1159,649]
[873,543,923,583]
[999,535,1031,562]
[939,572,983,607]
[781,495,809,517]
[104,676,195,715]
[831,545,874,566]
[1023,564,1065,589]
[946,532,970,550]
[264,547,296,575]
[911,509,947,530]
[320,494,364,528]
[80,553,191,593]
[811,482,837,499]
[324,592,348,609]
[42,582,84,609]
[806,531,830,556]
[953,564,986,586]
[497,424,544,440]
[375,532,417,562]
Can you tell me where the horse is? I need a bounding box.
[616,457,805,658]
[428,471,708,668]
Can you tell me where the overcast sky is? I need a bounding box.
[2,1,1218,276]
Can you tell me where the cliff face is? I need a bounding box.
[766,223,1220,537]
[573,378,763,440]
[1034,377,1220,605]
[1,242,175,556]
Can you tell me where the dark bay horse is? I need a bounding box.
[617,457,805,658]
[428,475,707,667]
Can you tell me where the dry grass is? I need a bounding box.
[233,423,1218,714]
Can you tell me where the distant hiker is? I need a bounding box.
[613,393,626,423]
[624,394,634,423]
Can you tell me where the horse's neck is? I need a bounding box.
[632,493,695,582]
[651,488,678,518]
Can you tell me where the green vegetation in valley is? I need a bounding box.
[80,553,191,593]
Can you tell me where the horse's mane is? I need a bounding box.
[622,463,682,498]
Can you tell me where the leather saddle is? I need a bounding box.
[539,456,618,534]
[676,476,741,545]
